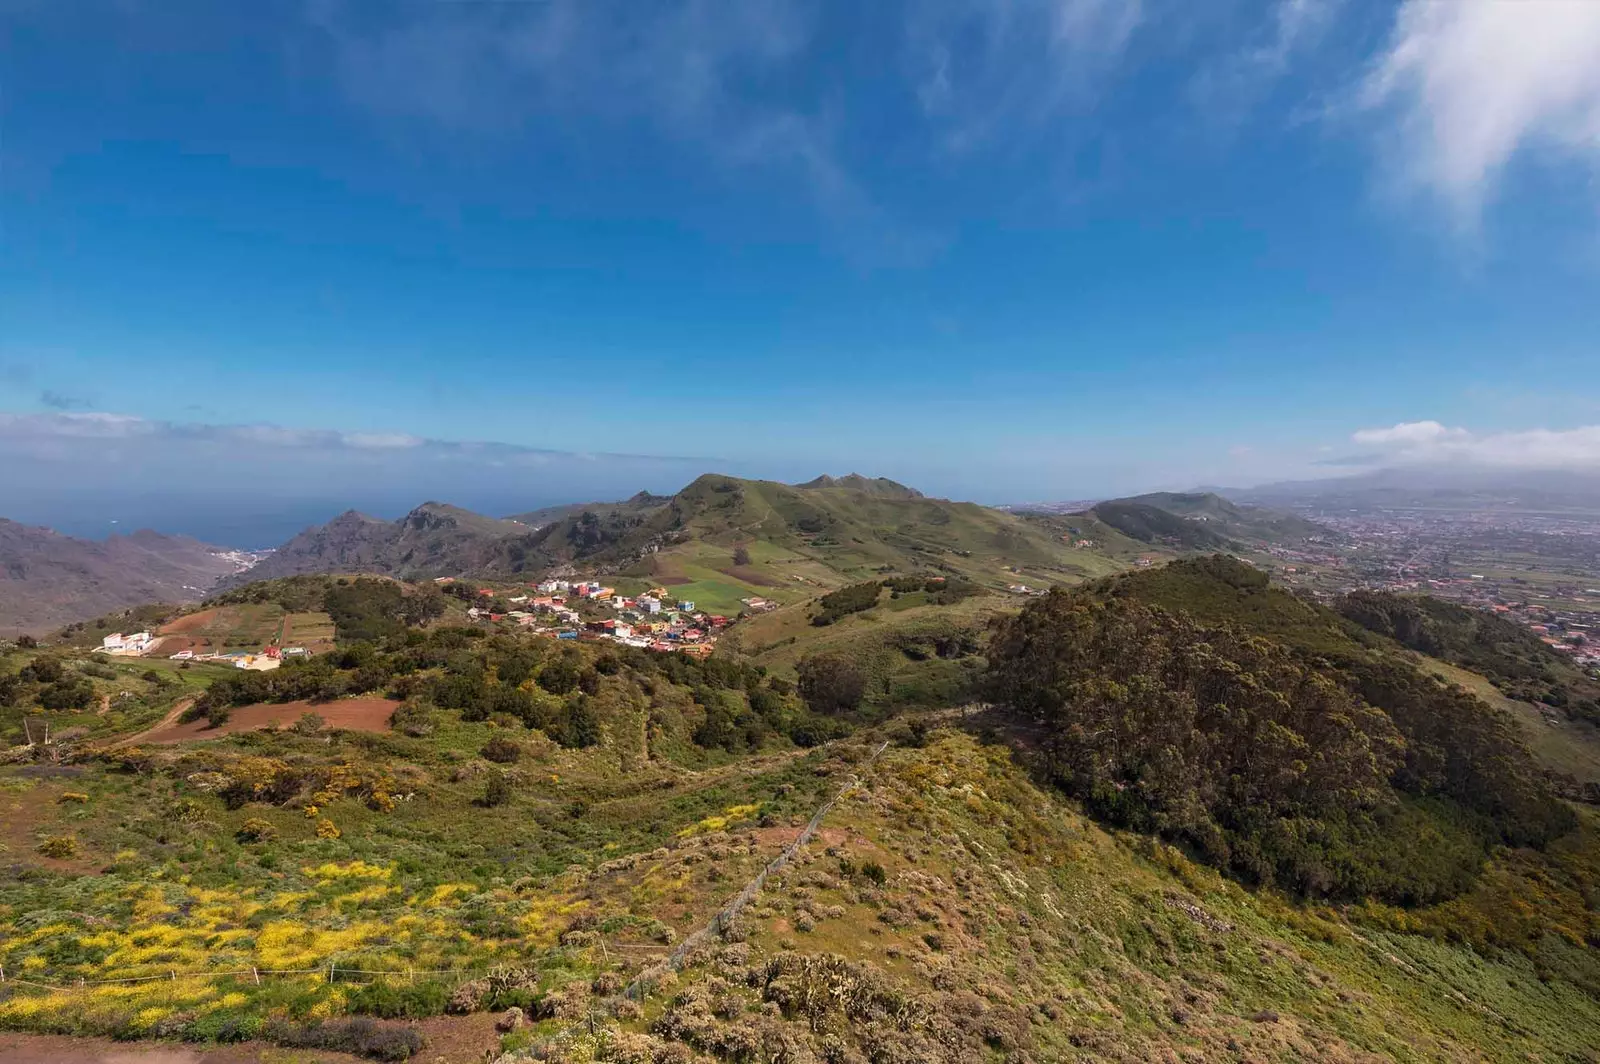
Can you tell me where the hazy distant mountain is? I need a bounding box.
[506,491,674,528]
[1236,467,1600,514]
[233,502,530,585]
[1036,491,1332,551]
[0,519,253,635]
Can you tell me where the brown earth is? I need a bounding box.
[160,609,218,634]
[0,1015,499,1064]
[720,565,778,587]
[0,1032,366,1063]
[0,776,100,874]
[136,698,400,744]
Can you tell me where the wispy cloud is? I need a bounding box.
[310,0,931,265]
[1355,0,1600,227]
[1347,419,1600,469]
[38,389,91,411]
[905,0,1146,154]
[1190,0,1342,125]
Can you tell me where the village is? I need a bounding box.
[91,577,781,670]
[451,577,778,658]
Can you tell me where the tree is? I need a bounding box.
[537,659,581,695]
[733,545,752,567]
[796,654,866,714]
[38,677,95,711]
[16,634,37,649]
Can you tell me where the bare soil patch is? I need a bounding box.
[720,565,778,587]
[0,780,100,874]
[159,609,218,635]
[138,698,400,744]
[0,1032,365,1063]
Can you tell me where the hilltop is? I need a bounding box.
[0,519,256,636]
[232,474,1138,615]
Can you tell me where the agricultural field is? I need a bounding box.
[282,612,338,653]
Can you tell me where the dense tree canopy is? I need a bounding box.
[988,588,1574,902]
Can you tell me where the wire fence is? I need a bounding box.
[623,739,889,1000]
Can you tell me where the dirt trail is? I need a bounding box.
[111,696,196,748]
[623,739,890,999]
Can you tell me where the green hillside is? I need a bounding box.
[242,475,1132,615]
[1086,499,1237,550]
[4,557,1598,1062]
[1338,590,1600,723]
[1127,490,1332,544]
[1065,491,1333,552]
[530,473,1132,612]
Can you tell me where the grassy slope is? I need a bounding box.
[1419,657,1600,788]
[602,475,1134,615]
[4,710,1596,1062]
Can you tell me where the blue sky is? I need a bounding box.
[3,0,1600,539]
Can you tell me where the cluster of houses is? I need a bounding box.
[462,579,731,657]
[99,631,156,656]
[98,629,310,670]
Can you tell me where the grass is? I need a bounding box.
[1419,657,1600,787]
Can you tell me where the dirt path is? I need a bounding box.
[623,739,890,999]
[0,1032,364,1063]
[111,696,196,748]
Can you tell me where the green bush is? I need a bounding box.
[483,771,513,807]
[346,980,450,1019]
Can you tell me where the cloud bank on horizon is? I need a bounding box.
[0,412,724,546]
[1344,421,1600,470]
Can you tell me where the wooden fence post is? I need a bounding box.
[252,966,260,986]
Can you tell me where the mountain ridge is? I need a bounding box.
[0,518,253,635]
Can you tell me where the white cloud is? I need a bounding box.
[1350,420,1466,446]
[1358,0,1600,223]
[341,432,424,449]
[1349,420,1600,469]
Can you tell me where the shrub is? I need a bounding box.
[390,701,437,737]
[236,817,278,843]
[316,818,342,840]
[483,771,513,807]
[292,711,327,735]
[265,1017,424,1062]
[204,702,233,728]
[480,736,523,764]
[860,860,887,886]
[58,791,90,804]
[37,835,78,858]
[347,980,450,1019]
